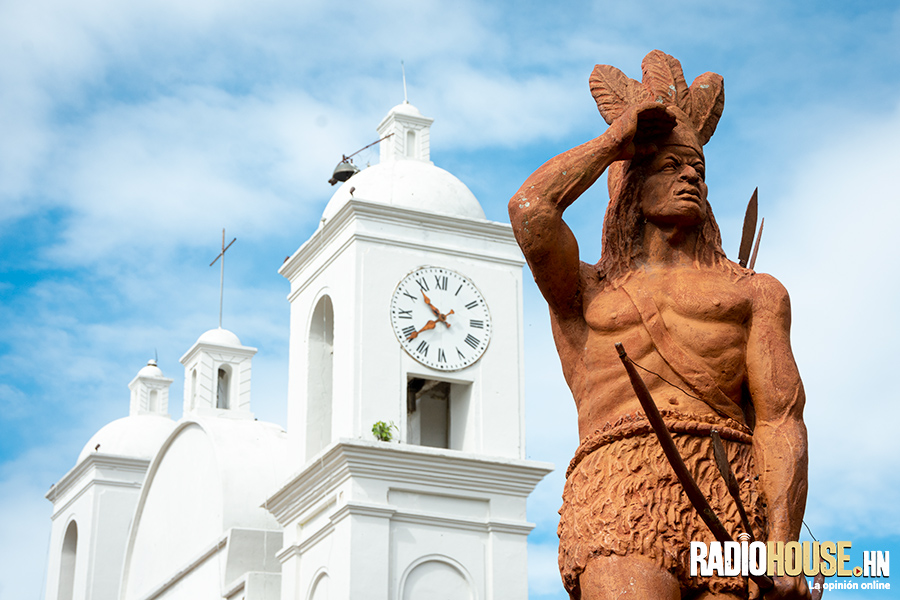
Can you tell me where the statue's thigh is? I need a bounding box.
[580,554,681,600]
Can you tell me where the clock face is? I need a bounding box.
[390,266,492,371]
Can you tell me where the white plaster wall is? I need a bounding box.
[486,530,531,600]
[152,547,221,599]
[88,487,145,600]
[123,424,222,599]
[391,523,486,599]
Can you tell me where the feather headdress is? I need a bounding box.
[592,51,731,286]
[589,49,724,146]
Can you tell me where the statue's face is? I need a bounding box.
[639,144,707,227]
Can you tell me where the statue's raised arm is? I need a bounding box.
[508,102,675,319]
[509,50,809,600]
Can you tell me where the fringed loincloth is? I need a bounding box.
[558,410,765,599]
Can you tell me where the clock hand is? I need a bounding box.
[422,290,455,327]
[421,290,442,318]
[407,319,438,340]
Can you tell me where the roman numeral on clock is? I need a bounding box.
[469,319,483,329]
[464,334,479,349]
[437,348,447,363]
[397,308,413,319]
[402,290,417,301]
[434,275,448,290]
[415,278,429,291]
[416,340,429,356]
[402,325,416,339]
[465,300,478,310]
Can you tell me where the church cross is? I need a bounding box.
[209,228,237,328]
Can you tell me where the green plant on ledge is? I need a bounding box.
[371,420,398,442]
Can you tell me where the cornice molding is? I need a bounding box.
[265,439,552,525]
[46,454,150,504]
[279,199,523,286]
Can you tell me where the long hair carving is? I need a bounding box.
[589,50,735,286]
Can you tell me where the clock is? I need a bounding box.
[390,266,492,371]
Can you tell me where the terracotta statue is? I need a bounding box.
[509,51,809,599]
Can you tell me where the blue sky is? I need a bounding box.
[2,1,899,598]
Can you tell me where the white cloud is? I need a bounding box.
[765,103,900,537]
[35,89,358,265]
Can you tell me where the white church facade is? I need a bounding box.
[42,102,553,600]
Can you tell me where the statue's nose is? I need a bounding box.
[680,166,700,183]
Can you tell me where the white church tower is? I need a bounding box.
[180,327,257,417]
[44,361,175,600]
[266,102,551,600]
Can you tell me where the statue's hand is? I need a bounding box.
[607,102,676,162]
[748,574,812,600]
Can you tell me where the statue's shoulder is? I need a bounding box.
[744,271,792,315]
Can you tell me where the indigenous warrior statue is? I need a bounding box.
[509,51,809,599]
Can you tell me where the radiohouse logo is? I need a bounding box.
[690,537,890,591]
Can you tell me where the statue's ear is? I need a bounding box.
[641,50,690,110]
[688,72,725,146]
[590,64,647,125]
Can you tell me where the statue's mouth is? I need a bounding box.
[675,187,701,202]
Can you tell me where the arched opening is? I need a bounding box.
[190,369,197,410]
[308,572,330,600]
[307,295,334,458]
[58,520,77,600]
[401,559,472,600]
[406,130,416,157]
[148,390,159,412]
[216,366,231,409]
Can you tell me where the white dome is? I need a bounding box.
[387,101,424,118]
[197,327,242,347]
[78,415,176,463]
[322,160,486,222]
[136,359,164,379]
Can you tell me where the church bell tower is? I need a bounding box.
[266,102,551,600]
[44,360,175,600]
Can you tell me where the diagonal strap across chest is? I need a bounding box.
[620,282,744,423]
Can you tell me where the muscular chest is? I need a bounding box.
[583,268,752,333]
